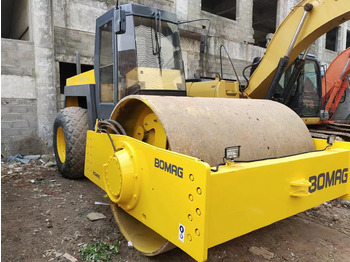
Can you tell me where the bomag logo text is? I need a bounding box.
[308,168,348,193]
[154,158,183,178]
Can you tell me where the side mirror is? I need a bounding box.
[114,8,126,34]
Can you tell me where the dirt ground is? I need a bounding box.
[2,157,350,262]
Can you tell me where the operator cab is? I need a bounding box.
[274,54,322,118]
[251,53,323,120]
[95,4,186,118]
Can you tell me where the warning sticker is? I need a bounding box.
[178,224,185,243]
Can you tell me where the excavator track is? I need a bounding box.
[309,123,350,142]
[328,122,350,130]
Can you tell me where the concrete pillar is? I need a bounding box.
[309,36,323,61]
[276,0,299,27]
[28,0,33,41]
[276,0,287,27]
[337,24,347,52]
[31,0,57,148]
[237,0,253,30]
[176,0,189,20]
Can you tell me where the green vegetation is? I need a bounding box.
[80,241,120,261]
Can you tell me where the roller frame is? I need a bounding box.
[85,132,350,262]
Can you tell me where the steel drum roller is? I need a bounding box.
[109,95,315,255]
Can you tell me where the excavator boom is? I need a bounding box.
[245,0,350,98]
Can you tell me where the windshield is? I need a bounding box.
[299,60,320,117]
[134,16,183,70]
[279,59,320,117]
[117,15,185,99]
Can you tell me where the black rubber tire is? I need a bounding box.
[53,107,88,179]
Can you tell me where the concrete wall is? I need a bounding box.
[175,0,262,81]
[1,39,42,157]
[54,28,95,65]
[52,0,110,110]
[309,21,350,66]
[1,0,349,158]
[52,0,108,64]
[1,99,43,157]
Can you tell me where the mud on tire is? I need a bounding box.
[53,107,88,179]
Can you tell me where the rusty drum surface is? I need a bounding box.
[111,95,314,166]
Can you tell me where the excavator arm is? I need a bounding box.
[245,0,350,99]
[322,47,350,119]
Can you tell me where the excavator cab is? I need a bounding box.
[95,4,186,118]
[277,55,322,119]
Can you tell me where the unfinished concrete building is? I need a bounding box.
[1,0,350,157]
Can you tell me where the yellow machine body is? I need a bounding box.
[66,69,95,86]
[302,117,321,125]
[126,67,184,90]
[84,95,350,262]
[186,78,240,98]
[64,70,96,107]
[85,131,350,262]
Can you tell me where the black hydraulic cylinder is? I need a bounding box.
[265,4,312,100]
[281,59,306,104]
[265,56,289,99]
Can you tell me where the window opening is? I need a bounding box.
[325,27,338,51]
[1,0,30,40]
[99,20,114,103]
[59,62,93,94]
[201,0,237,21]
[280,59,320,117]
[300,60,320,117]
[253,0,277,47]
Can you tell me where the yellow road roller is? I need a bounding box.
[53,2,350,261]
[84,95,350,262]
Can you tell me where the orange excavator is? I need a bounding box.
[321,47,350,123]
[306,47,350,141]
